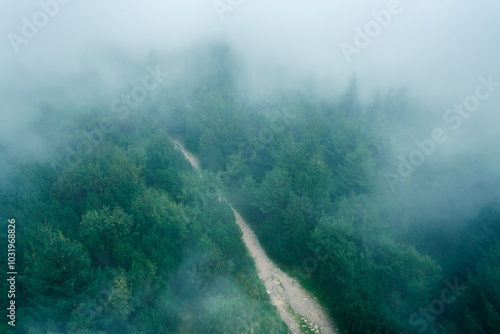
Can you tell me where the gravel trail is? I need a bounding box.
[173,139,338,334]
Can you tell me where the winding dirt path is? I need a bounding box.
[173,139,338,334]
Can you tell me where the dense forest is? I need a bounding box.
[1,44,500,333]
[149,47,500,333]
[0,69,288,331]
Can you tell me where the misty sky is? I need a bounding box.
[1,0,499,166]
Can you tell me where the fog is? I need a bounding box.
[2,1,500,332]
[0,1,498,193]
[3,1,499,93]
[1,0,499,196]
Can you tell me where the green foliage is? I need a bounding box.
[52,143,143,212]
[23,229,92,298]
[256,167,292,216]
[9,53,498,333]
[173,75,460,333]
[131,188,187,275]
[144,131,189,198]
[460,241,500,333]
[80,206,134,266]
[105,273,134,321]
[11,97,285,333]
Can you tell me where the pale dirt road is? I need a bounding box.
[173,139,338,334]
[172,139,201,170]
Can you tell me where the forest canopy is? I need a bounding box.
[1,46,499,333]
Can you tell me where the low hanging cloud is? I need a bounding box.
[1,0,499,186]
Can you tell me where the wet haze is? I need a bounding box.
[1,0,499,204]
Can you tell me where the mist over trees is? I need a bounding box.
[0,43,498,332]
[0,101,288,333]
[1,1,500,333]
